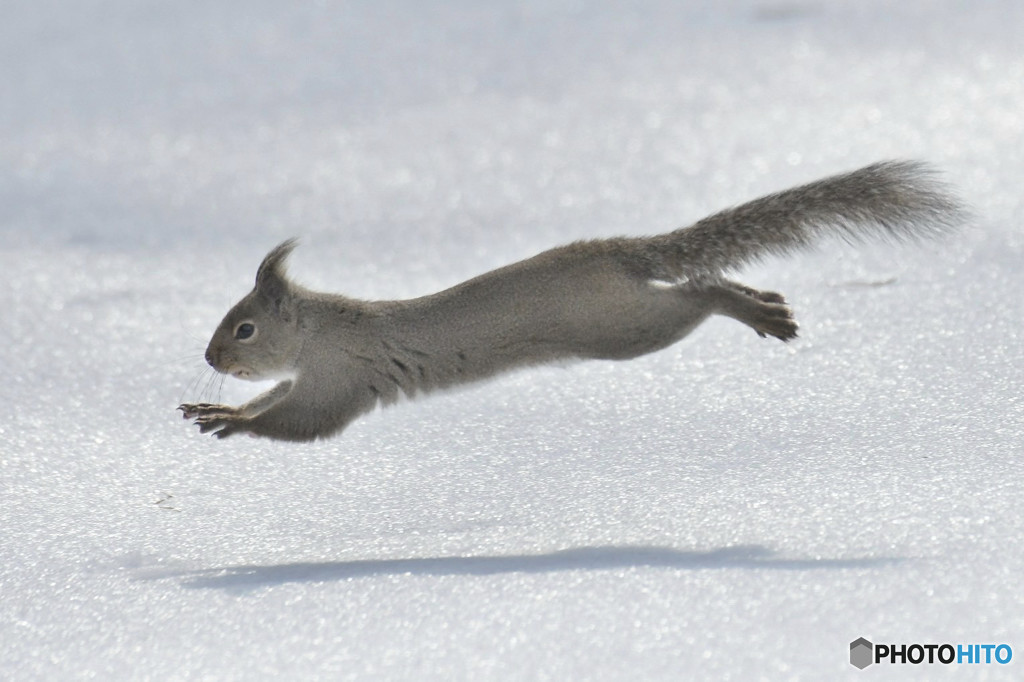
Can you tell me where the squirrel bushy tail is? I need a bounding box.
[641,160,966,281]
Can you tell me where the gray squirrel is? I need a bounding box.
[179,160,964,441]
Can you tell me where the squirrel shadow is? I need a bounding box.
[154,545,902,592]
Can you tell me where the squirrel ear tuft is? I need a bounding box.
[255,239,298,317]
[256,238,299,287]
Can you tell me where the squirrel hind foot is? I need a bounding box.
[755,312,799,342]
[751,300,799,342]
[715,282,798,342]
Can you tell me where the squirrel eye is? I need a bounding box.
[235,322,256,340]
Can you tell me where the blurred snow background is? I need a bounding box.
[2,0,1022,679]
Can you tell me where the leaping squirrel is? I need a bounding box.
[180,160,965,441]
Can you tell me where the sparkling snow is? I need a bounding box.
[2,1,1023,680]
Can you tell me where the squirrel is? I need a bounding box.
[179,160,965,441]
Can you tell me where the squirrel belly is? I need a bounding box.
[179,160,965,442]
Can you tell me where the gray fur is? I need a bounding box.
[180,160,965,441]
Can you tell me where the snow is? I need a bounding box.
[2,0,1023,680]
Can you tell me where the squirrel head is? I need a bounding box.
[204,239,304,381]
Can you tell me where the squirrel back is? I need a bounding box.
[181,160,966,441]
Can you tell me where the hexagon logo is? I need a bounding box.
[850,637,873,669]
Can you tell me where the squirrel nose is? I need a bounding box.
[204,347,216,367]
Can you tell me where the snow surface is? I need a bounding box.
[2,0,1023,680]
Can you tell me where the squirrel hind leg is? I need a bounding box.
[713,281,798,341]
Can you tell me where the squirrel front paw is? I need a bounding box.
[178,404,248,438]
[178,403,238,420]
[194,413,248,439]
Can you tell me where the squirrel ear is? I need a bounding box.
[255,238,298,317]
[256,239,298,287]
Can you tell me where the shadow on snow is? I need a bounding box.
[147,545,902,592]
